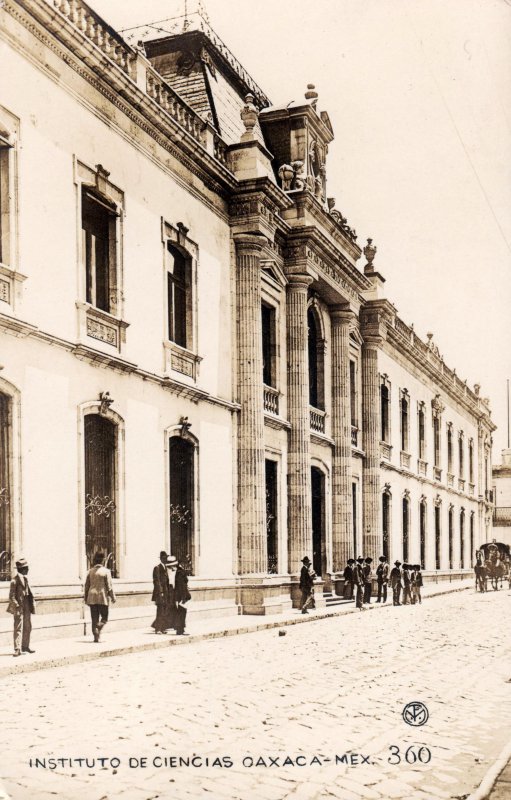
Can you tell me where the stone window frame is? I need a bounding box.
[0,106,25,315]
[261,260,287,399]
[459,506,466,569]
[448,502,455,570]
[402,489,411,563]
[419,495,427,570]
[468,437,474,484]
[162,220,201,382]
[348,332,362,433]
[381,483,392,563]
[446,422,454,474]
[74,160,128,351]
[434,493,442,570]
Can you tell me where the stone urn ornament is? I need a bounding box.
[363,238,377,267]
[240,93,258,140]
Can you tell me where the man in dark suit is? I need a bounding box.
[390,560,403,606]
[354,556,365,610]
[363,557,373,604]
[174,558,191,635]
[151,550,171,634]
[376,555,389,603]
[299,556,315,614]
[8,557,36,656]
[343,558,355,599]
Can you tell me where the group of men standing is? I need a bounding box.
[151,551,191,635]
[343,556,423,609]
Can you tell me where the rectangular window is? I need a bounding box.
[418,406,426,460]
[81,188,116,313]
[401,395,409,452]
[350,361,357,427]
[469,439,474,483]
[447,425,453,473]
[459,434,464,477]
[381,384,390,442]
[262,303,276,387]
[265,459,278,574]
[433,417,441,467]
[0,137,11,265]
[167,244,191,349]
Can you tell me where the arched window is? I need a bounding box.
[169,436,195,574]
[402,495,410,562]
[0,393,12,581]
[448,506,454,569]
[460,508,465,568]
[381,384,390,443]
[382,489,391,561]
[419,498,427,569]
[84,414,118,576]
[307,307,324,409]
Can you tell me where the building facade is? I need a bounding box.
[492,449,511,547]
[0,0,495,637]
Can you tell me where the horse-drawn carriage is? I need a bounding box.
[475,540,510,591]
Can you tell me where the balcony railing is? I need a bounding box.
[351,426,359,447]
[458,478,466,492]
[310,407,326,434]
[447,473,454,488]
[263,385,279,416]
[400,451,411,469]
[494,507,511,526]
[380,441,392,460]
[434,466,442,482]
[417,459,427,477]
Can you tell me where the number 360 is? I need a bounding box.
[388,745,432,765]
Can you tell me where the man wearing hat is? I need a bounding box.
[389,560,403,606]
[173,557,191,635]
[363,557,373,604]
[376,555,389,603]
[151,550,171,634]
[299,556,316,614]
[353,556,365,610]
[343,558,355,600]
[84,552,116,643]
[7,557,36,656]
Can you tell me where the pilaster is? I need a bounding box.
[234,233,267,577]
[286,273,314,579]
[330,306,354,571]
[361,338,381,560]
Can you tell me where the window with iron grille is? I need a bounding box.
[0,393,12,581]
[84,414,117,577]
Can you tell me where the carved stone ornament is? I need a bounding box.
[240,93,259,137]
[426,332,441,357]
[179,416,192,437]
[431,394,445,416]
[99,391,114,416]
[327,198,357,241]
[278,160,305,192]
[363,238,377,266]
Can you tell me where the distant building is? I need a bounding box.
[492,450,511,547]
[0,1,495,639]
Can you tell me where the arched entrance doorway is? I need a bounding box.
[311,466,326,577]
[169,436,195,574]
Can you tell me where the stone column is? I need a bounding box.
[234,233,267,575]
[286,274,313,575]
[361,339,381,560]
[330,307,353,572]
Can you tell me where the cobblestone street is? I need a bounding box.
[0,588,510,800]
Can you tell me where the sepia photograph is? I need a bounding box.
[0,0,510,798]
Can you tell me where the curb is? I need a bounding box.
[0,582,471,679]
[466,739,511,800]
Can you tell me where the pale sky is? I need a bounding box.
[91,0,511,456]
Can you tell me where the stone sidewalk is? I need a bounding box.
[0,578,475,678]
